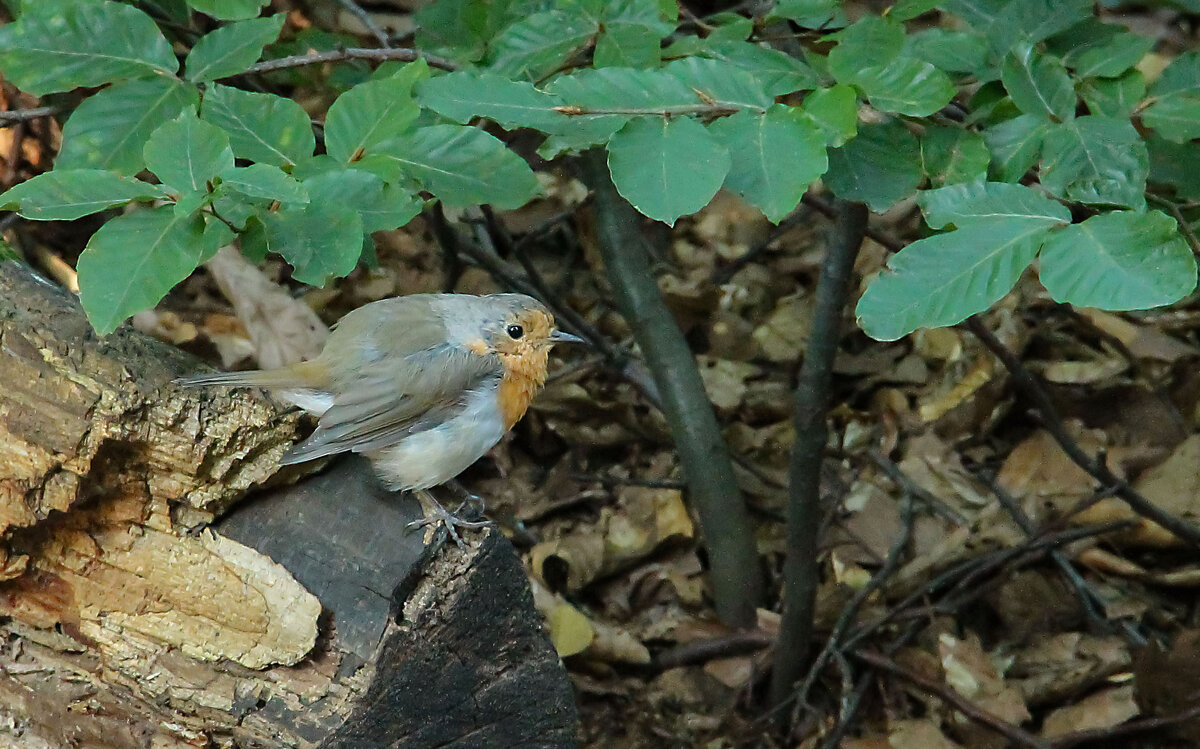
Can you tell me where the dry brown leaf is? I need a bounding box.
[752,292,812,362]
[938,633,1031,726]
[1079,309,1196,362]
[1033,357,1128,385]
[1010,632,1130,707]
[205,245,329,369]
[1040,685,1139,738]
[887,719,963,749]
[696,356,757,414]
[917,356,995,423]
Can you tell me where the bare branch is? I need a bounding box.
[245,47,457,75]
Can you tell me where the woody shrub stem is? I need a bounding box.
[770,199,868,707]
[582,151,764,627]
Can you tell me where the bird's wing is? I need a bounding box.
[280,343,501,465]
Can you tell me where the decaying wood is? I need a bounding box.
[0,262,578,747]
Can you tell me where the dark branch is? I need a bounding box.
[770,200,868,706]
[581,150,764,626]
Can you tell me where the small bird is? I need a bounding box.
[179,292,581,544]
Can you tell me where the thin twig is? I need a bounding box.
[333,0,393,49]
[0,107,57,125]
[771,200,868,706]
[1050,702,1200,748]
[570,473,686,490]
[582,150,764,626]
[852,649,1050,749]
[711,204,815,285]
[966,315,1200,548]
[652,631,773,670]
[789,491,915,720]
[245,47,456,76]
[982,474,1148,645]
[866,448,969,526]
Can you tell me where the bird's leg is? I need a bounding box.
[408,488,490,548]
[445,479,487,520]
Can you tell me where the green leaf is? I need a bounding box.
[1001,44,1076,121]
[57,78,200,175]
[144,110,234,194]
[186,0,269,21]
[1039,211,1197,310]
[606,116,730,226]
[905,29,991,76]
[488,9,598,81]
[1148,136,1200,201]
[948,0,1091,56]
[0,170,164,220]
[664,56,774,111]
[325,75,422,163]
[595,23,660,68]
[856,217,1053,340]
[77,207,232,334]
[709,105,827,223]
[1049,19,1154,79]
[550,66,701,112]
[889,0,941,22]
[0,1,176,95]
[218,163,308,203]
[303,168,421,233]
[1144,51,1200,143]
[415,71,568,131]
[415,0,515,63]
[1040,115,1147,209]
[853,58,955,116]
[827,15,905,81]
[260,201,364,285]
[799,84,858,147]
[825,121,921,213]
[983,113,1048,183]
[771,0,845,27]
[698,41,820,96]
[201,84,315,167]
[374,125,541,209]
[1079,70,1146,118]
[185,13,286,81]
[918,181,1070,229]
[919,127,990,187]
[703,13,753,43]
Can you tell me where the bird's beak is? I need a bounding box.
[549,330,585,344]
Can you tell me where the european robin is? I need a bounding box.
[179,292,581,544]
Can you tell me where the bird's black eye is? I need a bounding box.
[506,324,524,340]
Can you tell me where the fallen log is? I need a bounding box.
[0,260,577,748]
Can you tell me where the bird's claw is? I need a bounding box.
[409,490,491,548]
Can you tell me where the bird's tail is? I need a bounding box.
[175,360,327,390]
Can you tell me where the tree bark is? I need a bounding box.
[0,261,577,748]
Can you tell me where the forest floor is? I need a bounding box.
[7,2,1200,747]
[21,177,1200,747]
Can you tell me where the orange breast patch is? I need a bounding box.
[496,348,549,429]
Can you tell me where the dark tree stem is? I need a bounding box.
[769,200,868,708]
[581,151,763,626]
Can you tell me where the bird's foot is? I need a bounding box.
[446,480,487,518]
[408,489,491,548]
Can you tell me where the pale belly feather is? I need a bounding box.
[365,385,507,491]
